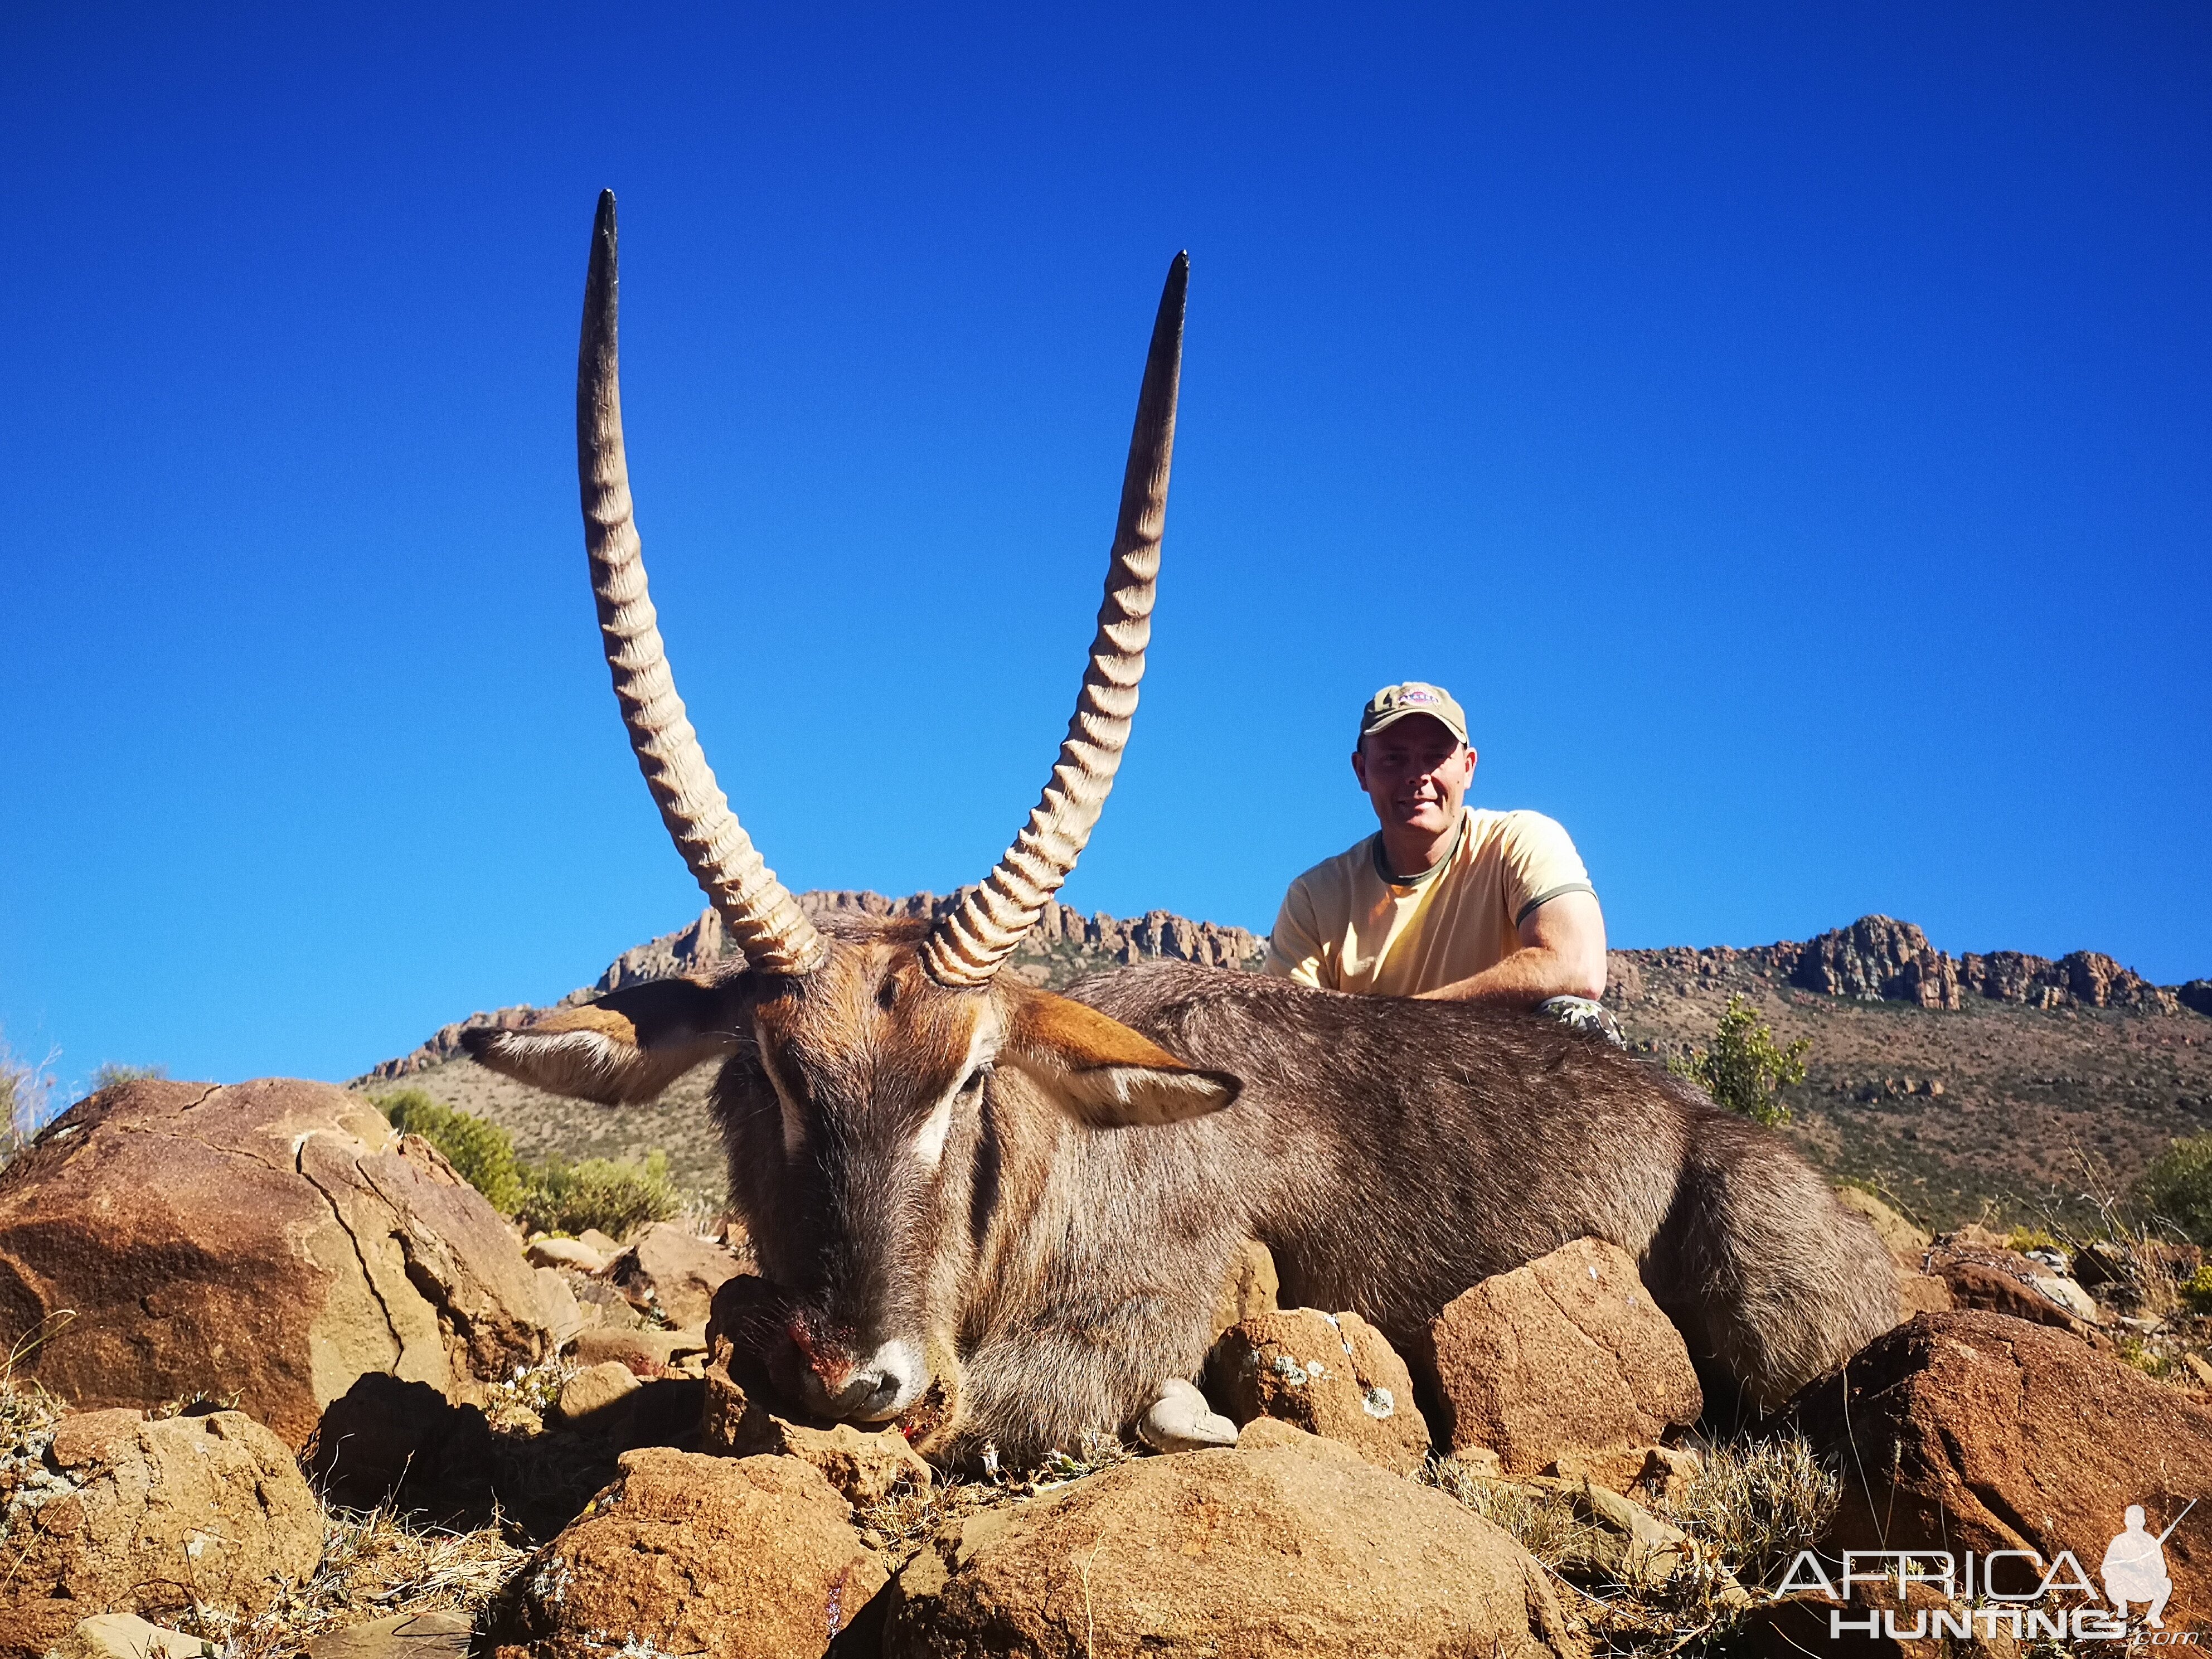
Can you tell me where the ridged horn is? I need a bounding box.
[577,190,828,976]
[921,253,1189,988]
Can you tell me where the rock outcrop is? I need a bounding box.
[485,1447,890,1659]
[1786,915,1965,1008]
[604,1220,746,1329]
[0,1407,324,1659]
[1776,916,2181,1013]
[882,1427,1584,1658]
[1206,1307,1430,1474]
[1793,1309,2212,1628]
[1410,1238,1701,1474]
[0,1078,556,1446]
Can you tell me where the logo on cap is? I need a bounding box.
[1359,681,1469,745]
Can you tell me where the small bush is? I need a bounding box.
[1419,1457,1607,1570]
[375,1089,527,1215]
[88,1061,168,1092]
[2183,1264,2212,1314]
[369,1088,682,1241]
[515,1152,680,1240]
[1668,995,1809,1128]
[2136,1137,2212,1249]
[0,1037,58,1173]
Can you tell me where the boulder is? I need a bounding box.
[0,1408,323,1659]
[882,1425,1583,1657]
[1896,1272,1954,1316]
[1206,1307,1430,1473]
[606,1223,744,1329]
[1410,1238,1701,1474]
[569,1323,709,1377]
[533,1267,584,1347]
[1793,1310,2212,1627]
[722,1413,932,1506]
[484,1447,889,1659]
[1832,1186,1932,1258]
[1924,1237,2097,1333]
[305,1610,474,1659]
[566,1274,641,1331]
[0,1078,555,1447]
[527,1236,608,1274]
[1208,1238,1280,1339]
[555,1360,643,1427]
[43,1617,210,1659]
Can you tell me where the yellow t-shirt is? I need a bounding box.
[1263,808,1595,996]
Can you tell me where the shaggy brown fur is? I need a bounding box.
[468,915,1899,1463]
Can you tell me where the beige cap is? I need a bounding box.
[1358,681,1468,745]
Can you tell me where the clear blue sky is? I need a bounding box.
[4,4,2207,1094]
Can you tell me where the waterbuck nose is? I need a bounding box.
[795,1336,926,1423]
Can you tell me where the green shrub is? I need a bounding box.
[2137,1137,2212,1249]
[516,1151,681,1240]
[1667,995,1810,1128]
[89,1061,168,1091]
[515,1152,681,1240]
[368,1087,682,1241]
[375,1088,527,1215]
[2184,1264,2212,1314]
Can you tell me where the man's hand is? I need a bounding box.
[1413,890,1607,1006]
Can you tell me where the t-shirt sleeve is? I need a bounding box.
[1498,811,1595,928]
[1263,876,1329,987]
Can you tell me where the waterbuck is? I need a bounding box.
[470,193,1901,1463]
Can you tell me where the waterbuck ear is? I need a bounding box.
[460,978,739,1105]
[1001,988,1241,1128]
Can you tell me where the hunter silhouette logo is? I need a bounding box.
[1775,1498,2199,1643]
[2105,1501,2192,1629]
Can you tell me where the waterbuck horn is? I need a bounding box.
[577,190,828,976]
[921,253,1189,988]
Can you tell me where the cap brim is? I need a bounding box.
[1360,707,1468,744]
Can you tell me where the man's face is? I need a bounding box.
[1351,715,1476,837]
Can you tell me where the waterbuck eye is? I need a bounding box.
[959,1064,992,1096]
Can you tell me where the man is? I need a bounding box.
[1264,681,1617,1039]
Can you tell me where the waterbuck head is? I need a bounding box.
[465,193,1234,1430]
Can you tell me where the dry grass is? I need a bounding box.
[1660,1434,1839,1589]
[0,1316,72,1459]
[1418,1457,1612,1568]
[1417,1435,1837,1657]
[170,1501,528,1659]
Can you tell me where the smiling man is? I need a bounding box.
[1264,682,1618,1040]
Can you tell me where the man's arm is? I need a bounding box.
[1413,889,1607,1006]
[1261,880,1330,988]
